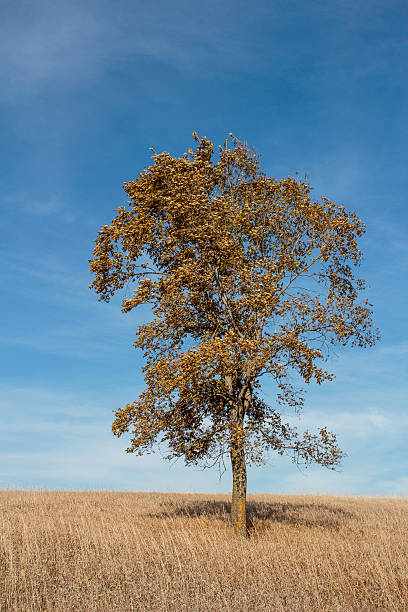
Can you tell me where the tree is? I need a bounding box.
[89,132,379,538]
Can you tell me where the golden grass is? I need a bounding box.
[1,490,407,611]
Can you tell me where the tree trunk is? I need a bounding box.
[230,426,248,538]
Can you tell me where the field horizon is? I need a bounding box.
[1,489,407,610]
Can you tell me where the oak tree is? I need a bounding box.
[89,132,379,537]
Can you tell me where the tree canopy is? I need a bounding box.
[89,132,379,536]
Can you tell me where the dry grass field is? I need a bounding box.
[1,490,407,611]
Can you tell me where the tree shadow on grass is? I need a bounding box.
[146,499,356,536]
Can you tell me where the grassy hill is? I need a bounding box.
[1,490,407,611]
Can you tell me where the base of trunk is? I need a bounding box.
[231,495,248,537]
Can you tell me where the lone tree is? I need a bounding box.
[89,132,379,537]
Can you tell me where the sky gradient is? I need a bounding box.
[1,0,407,495]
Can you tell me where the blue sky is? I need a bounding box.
[1,0,407,496]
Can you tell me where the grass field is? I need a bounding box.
[1,489,407,611]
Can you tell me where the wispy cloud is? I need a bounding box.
[1,378,407,495]
[1,1,111,98]
[381,476,408,497]
[0,0,271,101]
[380,343,408,355]
[2,190,80,223]
[279,465,384,497]
[286,407,408,439]
[0,382,230,492]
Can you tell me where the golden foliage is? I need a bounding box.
[89,132,379,472]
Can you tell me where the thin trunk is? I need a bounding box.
[230,425,248,538]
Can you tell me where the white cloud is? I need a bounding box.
[381,476,408,497]
[379,342,408,356]
[1,1,110,97]
[287,407,405,438]
[279,466,362,496]
[0,382,231,493]
[0,0,270,100]
[3,190,77,222]
[1,379,406,495]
